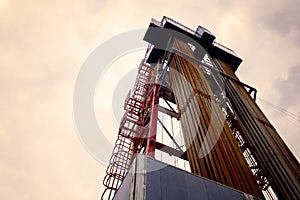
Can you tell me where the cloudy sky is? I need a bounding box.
[0,0,299,199]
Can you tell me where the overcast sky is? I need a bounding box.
[0,0,299,199]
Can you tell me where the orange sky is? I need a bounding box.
[0,0,299,199]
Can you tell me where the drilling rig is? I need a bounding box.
[101,17,300,200]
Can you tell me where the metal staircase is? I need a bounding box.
[101,60,154,200]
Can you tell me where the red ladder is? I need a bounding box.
[101,61,154,200]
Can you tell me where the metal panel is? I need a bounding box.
[145,157,254,200]
[113,170,131,200]
[113,155,261,200]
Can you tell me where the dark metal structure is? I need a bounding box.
[114,155,263,200]
[101,17,300,200]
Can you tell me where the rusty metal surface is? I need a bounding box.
[215,59,300,200]
[168,38,263,198]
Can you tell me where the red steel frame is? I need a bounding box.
[145,83,160,158]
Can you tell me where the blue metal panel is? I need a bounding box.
[145,157,259,200]
[113,171,131,200]
[113,156,261,200]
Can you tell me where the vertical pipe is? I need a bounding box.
[146,83,160,158]
[215,58,300,200]
[146,35,174,158]
[168,38,263,198]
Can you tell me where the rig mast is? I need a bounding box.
[102,17,300,200]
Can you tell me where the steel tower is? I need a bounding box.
[101,17,300,200]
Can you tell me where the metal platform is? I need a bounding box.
[143,16,242,72]
[113,155,262,200]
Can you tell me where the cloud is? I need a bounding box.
[274,65,300,109]
[0,0,299,199]
[258,0,300,35]
[0,0,105,199]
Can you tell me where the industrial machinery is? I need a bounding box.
[101,17,300,200]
